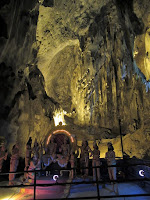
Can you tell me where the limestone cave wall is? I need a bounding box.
[0,0,150,157]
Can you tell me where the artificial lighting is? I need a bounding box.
[46,130,74,145]
[53,175,59,181]
[53,130,74,142]
[2,197,15,200]
[53,109,67,126]
[47,134,52,145]
[2,199,10,200]
[139,170,145,177]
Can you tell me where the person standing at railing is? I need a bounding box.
[9,143,19,185]
[91,141,101,182]
[0,144,8,172]
[105,143,118,194]
[70,136,79,179]
[80,140,92,177]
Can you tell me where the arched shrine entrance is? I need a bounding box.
[46,129,74,152]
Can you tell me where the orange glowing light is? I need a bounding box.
[47,129,74,145]
[47,134,52,145]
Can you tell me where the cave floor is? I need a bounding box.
[0,176,150,200]
[68,177,150,200]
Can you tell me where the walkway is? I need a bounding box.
[0,176,150,199]
[68,177,150,200]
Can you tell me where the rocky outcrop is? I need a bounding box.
[36,0,150,130]
[0,0,150,157]
[0,0,57,155]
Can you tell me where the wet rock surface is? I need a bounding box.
[0,0,150,157]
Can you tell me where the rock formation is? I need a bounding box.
[0,0,150,158]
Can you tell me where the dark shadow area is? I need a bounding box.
[0,15,8,39]
[42,0,54,7]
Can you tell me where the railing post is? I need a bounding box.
[34,169,36,200]
[119,118,124,158]
[95,166,100,200]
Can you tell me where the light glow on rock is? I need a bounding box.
[47,134,52,145]
[53,109,67,126]
[53,129,74,143]
[46,129,74,145]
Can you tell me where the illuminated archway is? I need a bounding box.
[46,129,74,145]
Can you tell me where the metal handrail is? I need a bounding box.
[0,163,150,199]
[0,161,150,175]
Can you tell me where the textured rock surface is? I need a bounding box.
[133,0,150,80]
[0,0,150,157]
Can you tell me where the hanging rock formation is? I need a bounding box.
[0,0,150,157]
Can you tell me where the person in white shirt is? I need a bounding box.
[105,143,118,194]
[91,142,101,181]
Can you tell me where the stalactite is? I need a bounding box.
[0,0,150,158]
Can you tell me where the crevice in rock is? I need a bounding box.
[0,15,8,39]
[25,79,37,100]
[116,0,144,35]
[43,93,59,107]
[42,0,54,7]
[79,36,86,52]
[0,0,10,9]
[11,90,24,110]
[0,62,15,118]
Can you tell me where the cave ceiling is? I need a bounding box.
[0,0,150,157]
